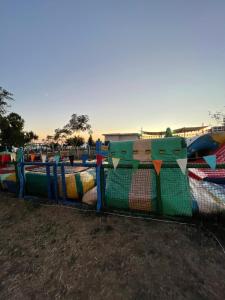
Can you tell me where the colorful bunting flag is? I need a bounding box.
[101,145,109,151]
[41,153,47,163]
[10,152,17,162]
[152,160,163,175]
[176,158,187,175]
[30,153,36,162]
[54,155,60,164]
[112,157,120,169]
[96,154,104,166]
[203,155,217,170]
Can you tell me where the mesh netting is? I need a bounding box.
[105,168,157,212]
[104,165,225,217]
[190,177,225,214]
[24,166,96,200]
[27,165,89,174]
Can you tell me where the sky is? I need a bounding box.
[1,0,225,140]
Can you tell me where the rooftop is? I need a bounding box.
[103,133,141,136]
[143,126,208,136]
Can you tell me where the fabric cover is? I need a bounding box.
[105,137,192,216]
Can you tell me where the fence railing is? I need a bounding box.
[23,147,96,161]
[1,160,225,220]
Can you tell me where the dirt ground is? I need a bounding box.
[0,192,225,300]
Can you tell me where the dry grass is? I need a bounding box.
[0,192,225,299]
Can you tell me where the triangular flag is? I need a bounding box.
[30,153,36,162]
[176,158,187,175]
[112,157,120,169]
[10,152,17,162]
[41,153,47,163]
[54,155,60,164]
[96,154,104,166]
[203,155,216,170]
[152,160,162,175]
[101,145,109,151]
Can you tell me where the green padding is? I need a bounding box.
[75,173,83,198]
[105,137,192,216]
[109,141,133,163]
[105,169,133,209]
[160,169,192,216]
[151,137,192,216]
[25,172,53,197]
[152,137,187,162]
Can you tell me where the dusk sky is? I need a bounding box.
[1,0,225,140]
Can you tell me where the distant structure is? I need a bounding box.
[142,126,209,139]
[103,125,225,143]
[210,125,225,133]
[103,133,141,142]
[210,117,225,133]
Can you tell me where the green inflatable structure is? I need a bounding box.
[105,137,192,217]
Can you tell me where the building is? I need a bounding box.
[142,126,209,139]
[210,126,225,132]
[103,133,141,142]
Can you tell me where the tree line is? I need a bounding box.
[0,87,95,150]
[0,87,38,148]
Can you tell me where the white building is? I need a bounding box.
[103,133,141,142]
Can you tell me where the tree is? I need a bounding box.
[46,135,54,143]
[0,87,14,116]
[54,128,70,144]
[24,131,38,144]
[64,114,91,133]
[88,134,95,147]
[53,114,91,142]
[0,112,38,147]
[66,136,85,147]
[209,108,225,125]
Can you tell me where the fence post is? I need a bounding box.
[14,161,19,196]
[18,162,25,198]
[61,162,67,201]
[17,148,25,199]
[53,162,58,202]
[46,163,52,199]
[82,153,88,164]
[96,165,102,212]
[96,139,102,155]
